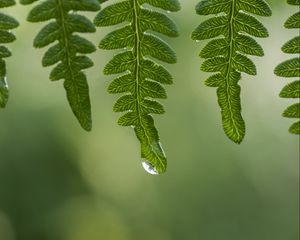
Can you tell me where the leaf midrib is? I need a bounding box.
[57,0,88,129]
[224,0,241,140]
[132,0,165,167]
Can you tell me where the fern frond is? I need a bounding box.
[274,0,300,135]
[94,0,180,174]
[21,0,101,131]
[192,0,271,144]
[0,0,19,108]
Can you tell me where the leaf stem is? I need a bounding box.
[223,0,243,142]
[132,0,165,168]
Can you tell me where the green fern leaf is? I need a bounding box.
[21,0,100,131]
[282,36,300,53]
[94,0,180,174]
[275,0,300,135]
[284,11,300,29]
[282,103,300,118]
[192,0,271,143]
[274,58,300,78]
[289,121,300,134]
[0,0,19,108]
[280,80,300,98]
[288,0,300,4]
[19,0,38,4]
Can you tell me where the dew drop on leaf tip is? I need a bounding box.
[0,77,8,88]
[142,161,159,175]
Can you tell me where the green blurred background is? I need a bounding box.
[0,1,299,239]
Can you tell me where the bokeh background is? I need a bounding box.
[0,1,299,239]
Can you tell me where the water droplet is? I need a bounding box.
[142,161,159,175]
[166,11,171,13]
[0,76,8,88]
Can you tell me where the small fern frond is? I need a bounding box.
[274,0,300,135]
[21,0,101,131]
[191,0,271,143]
[94,0,180,174]
[0,0,19,108]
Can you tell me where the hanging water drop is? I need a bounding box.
[0,76,8,88]
[142,161,159,175]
